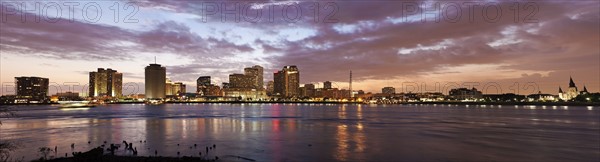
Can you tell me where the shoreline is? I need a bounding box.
[3,101,599,106]
[32,147,222,162]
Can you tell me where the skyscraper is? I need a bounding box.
[301,83,315,98]
[273,65,300,97]
[15,76,49,99]
[266,81,274,95]
[244,65,264,90]
[145,64,166,99]
[172,82,186,95]
[229,74,254,89]
[324,81,332,89]
[89,68,122,97]
[274,71,284,96]
[165,78,173,96]
[197,76,211,94]
[197,76,211,86]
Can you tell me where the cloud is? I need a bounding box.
[1,1,598,94]
[0,4,254,61]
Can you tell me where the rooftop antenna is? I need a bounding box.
[349,70,353,98]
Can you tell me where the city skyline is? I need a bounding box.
[1,1,599,162]
[1,1,599,95]
[2,64,596,98]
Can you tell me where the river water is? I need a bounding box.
[0,104,598,161]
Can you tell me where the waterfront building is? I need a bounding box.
[89,68,122,97]
[229,73,255,89]
[324,81,332,89]
[15,76,49,102]
[526,92,557,102]
[483,93,526,102]
[244,65,264,90]
[300,84,316,98]
[382,87,396,95]
[165,78,174,96]
[203,85,223,96]
[166,78,186,96]
[51,92,82,102]
[170,82,186,95]
[449,88,482,100]
[145,64,166,99]
[266,81,274,96]
[559,77,586,101]
[197,76,211,94]
[223,88,267,100]
[273,65,300,97]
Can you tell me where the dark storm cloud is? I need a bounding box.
[1,0,598,93]
[268,1,598,87]
[0,5,135,60]
[0,4,252,61]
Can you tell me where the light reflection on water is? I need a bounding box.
[0,104,598,161]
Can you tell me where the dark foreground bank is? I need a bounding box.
[32,147,229,162]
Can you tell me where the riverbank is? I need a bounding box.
[32,147,220,162]
[38,155,212,162]
[2,101,599,106]
[396,101,600,106]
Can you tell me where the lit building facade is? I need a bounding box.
[266,81,274,96]
[244,65,264,90]
[273,65,300,97]
[300,84,316,98]
[15,76,49,99]
[324,81,332,89]
[145,64,166,99]
[382,87,396,94]
[229,74,254,89]
[223,88,267,100]
[204,85,223,96]
[449,88,483,100]
[559,77,587,101]
[89,68,122,97]
[196,76,211,93]
[165,78,186,96]
[172,82,186,94]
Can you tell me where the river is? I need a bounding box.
[0,104,598,161]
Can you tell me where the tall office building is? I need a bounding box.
[165,78,173,95]
[172,82,186,94]
[274,71,284,96]
[89,68,122,97]
[266,81,274,95]
[244,65,264,90]
[165,79,185,96]
[304,83,315,98]
[324,81,332,89]
[229,74,254,89]
[197,76,211,86]
[145,64,166,99]
[273,65,300,97]
[197,76,211,94]
[15,76,49,99]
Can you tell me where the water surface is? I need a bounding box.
[1,104,598,161]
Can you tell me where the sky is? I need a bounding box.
[0,0,599,96]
